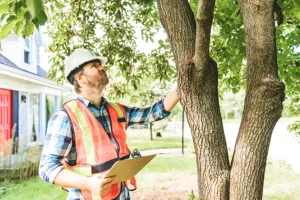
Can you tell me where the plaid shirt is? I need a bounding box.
[39,95,170,200]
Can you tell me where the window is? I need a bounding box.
[24,38,29,49]
[24,51,30,64]
[29,94,40,142]
[24,38,30,64]
[46,95,56,123]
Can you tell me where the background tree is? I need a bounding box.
[1,0,299,199]
[0,0,176,94]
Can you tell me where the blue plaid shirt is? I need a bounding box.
[39,95,170,200]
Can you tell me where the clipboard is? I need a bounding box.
[104,154,156,183]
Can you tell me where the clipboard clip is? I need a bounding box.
[131,148,142,158]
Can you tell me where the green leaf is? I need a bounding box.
[6,15,17,23]
[37,8,47,26]
[0,22,15,39]
[14,1,24,14]
[24,11,32,21]
[23,22,35,37]
[32,18,40,29]
[0,1,10,15]
[50,4,54,13]
[13,21,25,36]
[55,2,64,9]
[26,0,43,19]
[234,17,241,25]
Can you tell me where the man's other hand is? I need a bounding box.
[85,175,115,196]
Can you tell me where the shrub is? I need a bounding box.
[0,124,42,182]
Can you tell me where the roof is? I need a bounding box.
[0,53,47,78]
[0,53,19,69]
[0,53,72,92]
[37,65,47,78]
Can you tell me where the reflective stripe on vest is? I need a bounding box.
[109,102,127,128]
[67,100,97,165]
[63,100,136,200]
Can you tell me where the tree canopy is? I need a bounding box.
[0,1,298,88]
[1,0,298,97]
[1,0,299,132]
[1,0,298,130]
[0,0,176,106]
[0,1,299,117]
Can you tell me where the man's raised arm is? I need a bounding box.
[163,89,179,112]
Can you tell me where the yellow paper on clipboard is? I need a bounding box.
[104,154,156,184]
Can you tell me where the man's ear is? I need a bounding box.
[75,73,85,84]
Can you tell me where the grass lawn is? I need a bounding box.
[132,155,300,200]
[0,178,68,200]
[1,155,300,200]
[126,128,192,151]
[263,162,300,200]
[1,127,300,199]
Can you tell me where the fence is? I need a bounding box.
[0,124,41,182]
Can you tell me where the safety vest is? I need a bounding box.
[63,99,137,200]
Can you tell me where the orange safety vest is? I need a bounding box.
[63,99,137,200]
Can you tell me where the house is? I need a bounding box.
[0,31,72,156]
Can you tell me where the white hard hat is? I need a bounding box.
[64,48,107,81]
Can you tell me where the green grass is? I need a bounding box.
[1,128,300,199]
[263,163,300,200]
[1,155,300,199]
[126,128,191,151]
[140,154,197,173]
[0,177,68,200]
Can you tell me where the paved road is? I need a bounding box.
[165,118,300,172]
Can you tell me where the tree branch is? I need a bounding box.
[195,0,216,69]
[156,0,196,70]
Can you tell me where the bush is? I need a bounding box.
[0,124,42,182]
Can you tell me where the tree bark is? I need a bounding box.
[230,0,285,199]
[157,0,285,199]
[157,1,230,199]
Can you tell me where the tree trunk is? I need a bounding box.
[230,0,285,199]
[157,1,230,199]
[157,0,285,199]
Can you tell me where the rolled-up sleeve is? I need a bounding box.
[124,99,171,126]
[39,109,72,184]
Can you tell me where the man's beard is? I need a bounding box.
[85,70,109,91]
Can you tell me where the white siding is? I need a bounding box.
[1,33,39,74]
[1,34,20,64]
[0,75,63,95]
[40,93,46,144]
[18,92,28,152]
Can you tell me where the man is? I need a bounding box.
[39,48,179,200]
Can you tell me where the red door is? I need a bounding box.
[0,88,12,144]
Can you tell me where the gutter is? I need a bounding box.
[0,63,72,92]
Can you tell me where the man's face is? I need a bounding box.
[81,61,109,91]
